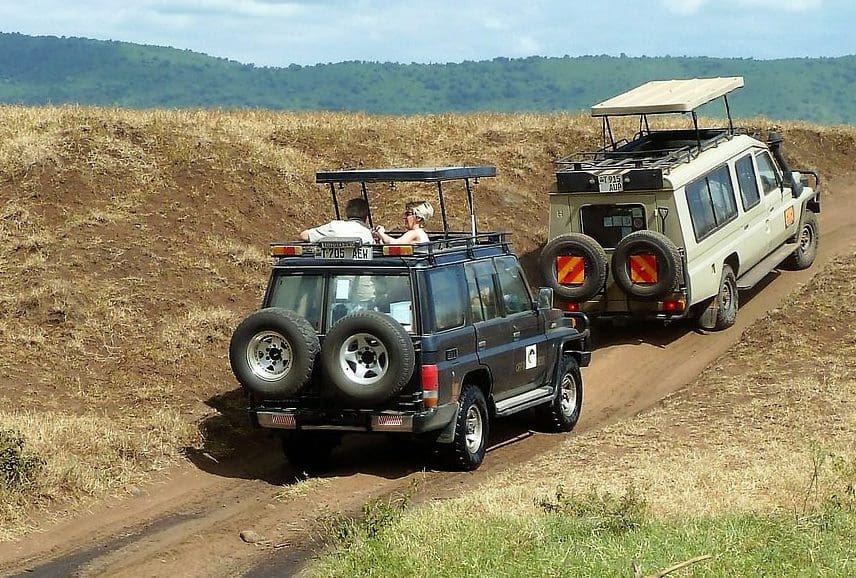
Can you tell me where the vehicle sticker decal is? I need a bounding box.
[526,344,537,369]
[784,206,795,227]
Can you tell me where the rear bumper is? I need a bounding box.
[251,402,459,434]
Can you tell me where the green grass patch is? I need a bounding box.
[308,488,855,577]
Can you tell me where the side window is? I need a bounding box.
[495,256,532,315]
[707,165,738,225]
[465,261,500,322]
[756,152,781,195]
[735,155,761,210]
[426,266,466,331]
[685,165,737,242]
[686,179,717,240]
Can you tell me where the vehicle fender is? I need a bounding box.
[789,190,820,244]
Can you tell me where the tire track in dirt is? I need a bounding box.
[2,183,854,578]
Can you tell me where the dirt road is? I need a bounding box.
[1,182,854,578]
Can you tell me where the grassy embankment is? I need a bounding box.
[308,255,856,576]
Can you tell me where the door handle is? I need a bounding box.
[478,340,486,350]
[512,331,521,340]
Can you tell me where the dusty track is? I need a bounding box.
[1,183,854,577]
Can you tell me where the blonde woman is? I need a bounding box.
[373,201,433,245]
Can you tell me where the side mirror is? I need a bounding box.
[790,171,804,197]
[537,287,553,309]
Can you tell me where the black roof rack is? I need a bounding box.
[316,166,496,184]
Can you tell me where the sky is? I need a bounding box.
[1,0,853,68]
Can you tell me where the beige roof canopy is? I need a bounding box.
[591,77,745,117]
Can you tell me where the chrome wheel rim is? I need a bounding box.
[720,277,735,311]
[559,373,578,418]
[465,404,484,454]
[247,331,292,381]
[339,332,388,385]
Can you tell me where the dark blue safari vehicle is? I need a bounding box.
[229,166,591,471]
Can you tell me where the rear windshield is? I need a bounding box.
[580,204,646,249]
[267,273,414,332]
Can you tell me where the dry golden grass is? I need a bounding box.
[455,253,856,520]
[0,105,854,537]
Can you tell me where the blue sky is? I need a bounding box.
[1,0,853,67]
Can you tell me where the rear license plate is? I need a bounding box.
[318,242,372,260]
[598,174,623,192]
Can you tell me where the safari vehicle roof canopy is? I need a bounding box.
[590,77,744,117]
[316,165,497,237]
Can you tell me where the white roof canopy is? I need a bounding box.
[591,77,745,117]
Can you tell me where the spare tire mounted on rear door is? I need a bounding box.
[229,307,320,399]
[539,233,609,302]
[321,311,415,406]
[611,230,682,300]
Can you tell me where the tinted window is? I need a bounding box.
[268,274,324,331]
[495,256,532,314]
[580,204,646,249]
[735,155,761,210]
[465,261,500,321]
[756,152,780,194]
[685,165,738,242]
[426,266,466,331]
[325,274,413,330]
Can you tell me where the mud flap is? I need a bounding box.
[698,298,718,330]
[435,402,461,444]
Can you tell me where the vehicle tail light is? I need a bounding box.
[271,244,303,257]
[661,299,686,313]
[563,302,580,312]
[383,245,413,256]
[421,364,438,408]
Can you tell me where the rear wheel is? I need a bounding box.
[538,355,582,432]
[447,385,489,471]
[713,264,738,330]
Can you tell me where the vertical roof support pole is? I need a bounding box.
[465,178,477,237]
[437,181,449,239]
[329,183,341,220]
[605,116,616,150]
[360,181,373,228]
[692,111,702,150]
[724,95,734,134]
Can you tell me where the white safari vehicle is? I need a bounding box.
[540,77,821,330]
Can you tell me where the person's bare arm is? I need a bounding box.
[298,229,311,241]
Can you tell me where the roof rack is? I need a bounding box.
[272,232,512,265]
[315,165,497,238]
[554,77,747,193]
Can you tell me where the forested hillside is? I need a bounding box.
[1,32,854,123]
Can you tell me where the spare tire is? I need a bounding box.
[611,230,682,300]
[321,311,415,406]
[539,233,608,302]
[229,308,319,399]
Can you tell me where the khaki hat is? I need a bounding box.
[410,201,434,223]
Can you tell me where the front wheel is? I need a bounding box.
[782,211,819,270]
[538,355,582,432]
[447,385,489,471]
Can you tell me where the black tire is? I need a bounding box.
[282,432,341,473]
[540,234,608,302]
[781,211,819,271]
[321,311,415,405]
[448,384,489,471]
[713,264,738,331]
[538,355,582,433]
[229,308,319,399]
[612,230,682,300]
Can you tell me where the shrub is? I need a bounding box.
[0,427,45,491]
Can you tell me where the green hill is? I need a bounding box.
[1,32,854,123]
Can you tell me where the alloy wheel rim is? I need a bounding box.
[248,331,293,381]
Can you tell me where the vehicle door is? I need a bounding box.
[755,151,795,253]
[733,154,768,270]
[465,260,515,399]
[494,255,549,396]
[423,265,479,399]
